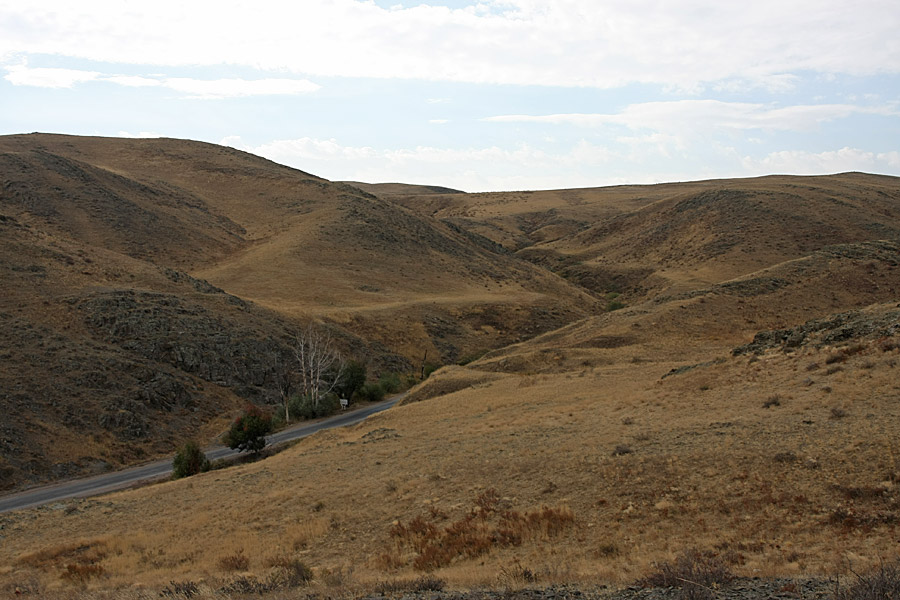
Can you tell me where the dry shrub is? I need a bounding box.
[217,550,249,572]
[763,395,782,408]
[220,575,272,595]
[827,343,868,365]
[388,489,575,571]
[159,580,200,599]
[19,539,108,570]
[835,562,900,600]
[878,338,899,352]
[265,555,313,587]
[287,516,329,550]
[612,444,633,456]
[498,559,539,586]
[640,548,735,600]
[319,565,353,587]
[374,575,446,594]
[826,352,849,365]
[60,562,104,583]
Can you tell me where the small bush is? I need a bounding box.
[773,451,798,463]
[826,352,849,365]
[763,395,782,408]
[223,405,273,454]
[831,407,849,419]
[172,441,210,479]
[606,300,626,311]
[640,549,734,600]
[389,491,574,571]
[458,351,488,366]
[879,338,899,352]
[612,444,633,456]
[499,559,538,586]
[374,575,446,594]
[266,556,313,587]
[835,562,900,600]
[379,372,402,394]
[291,393,340,419]
[160,580,200,599]
[218,551,250,572]
[61,563,104,583]
[356,382,385,403]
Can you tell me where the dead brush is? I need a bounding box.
[217,550,249,572]
[835,561,900,600]
[388,489,575,571]
[373,575,446,594]
[640,548,735,600]
[60,563,104,583]
[264,555,312,587]
[498,558,539,587]
[159,580,201,599]
[18,539,108,570]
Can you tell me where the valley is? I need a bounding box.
[0,133,898,597]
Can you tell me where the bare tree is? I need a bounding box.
[294,323,345,412]
[271,348,294,422]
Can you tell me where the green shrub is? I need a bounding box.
[356,382,385,403]
[606,300,626,311]
[379,372,402,394]
[223,405,273,454]
[457,351,488,366]
[172,440,210,479]
[270,408,286,430]
[290,393,341,420]
[336,360,367,401]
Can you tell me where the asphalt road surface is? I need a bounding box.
[0,395,402,514]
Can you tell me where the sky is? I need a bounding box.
[1,1,898,192]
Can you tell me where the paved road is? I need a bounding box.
[0,396,402,514]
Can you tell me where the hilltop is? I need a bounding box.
[0,133,898,597]
[0,133,595,489]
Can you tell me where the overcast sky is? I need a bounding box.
[1,0,898,192]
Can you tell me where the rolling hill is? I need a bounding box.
[0,133,596,490]
[1,133,899,597]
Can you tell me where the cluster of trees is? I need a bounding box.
[272,324,365,424]
[173,323,412,478]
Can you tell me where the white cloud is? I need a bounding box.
[117,130,164,138]
[4,65,99,87]
[162,77,320,99]
[1,0,897,89]
[742,147,900,175]
[3,65,320,98]
[485,100,899,134]
[104,75,162,88]
[226,136,619,191]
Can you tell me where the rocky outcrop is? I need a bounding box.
[733,304,900,355]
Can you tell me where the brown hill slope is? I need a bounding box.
[3,301,899,594]
[0,134,597,489]
[395,174,900,302]
[342,181,465,196]
[2,134,900,595]
[0,134,599,358]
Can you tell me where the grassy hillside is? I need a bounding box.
[1,134,899,597]
[0,134,596,489]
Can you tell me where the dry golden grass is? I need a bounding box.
[3,325,900,595]
[2,135,900,597]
